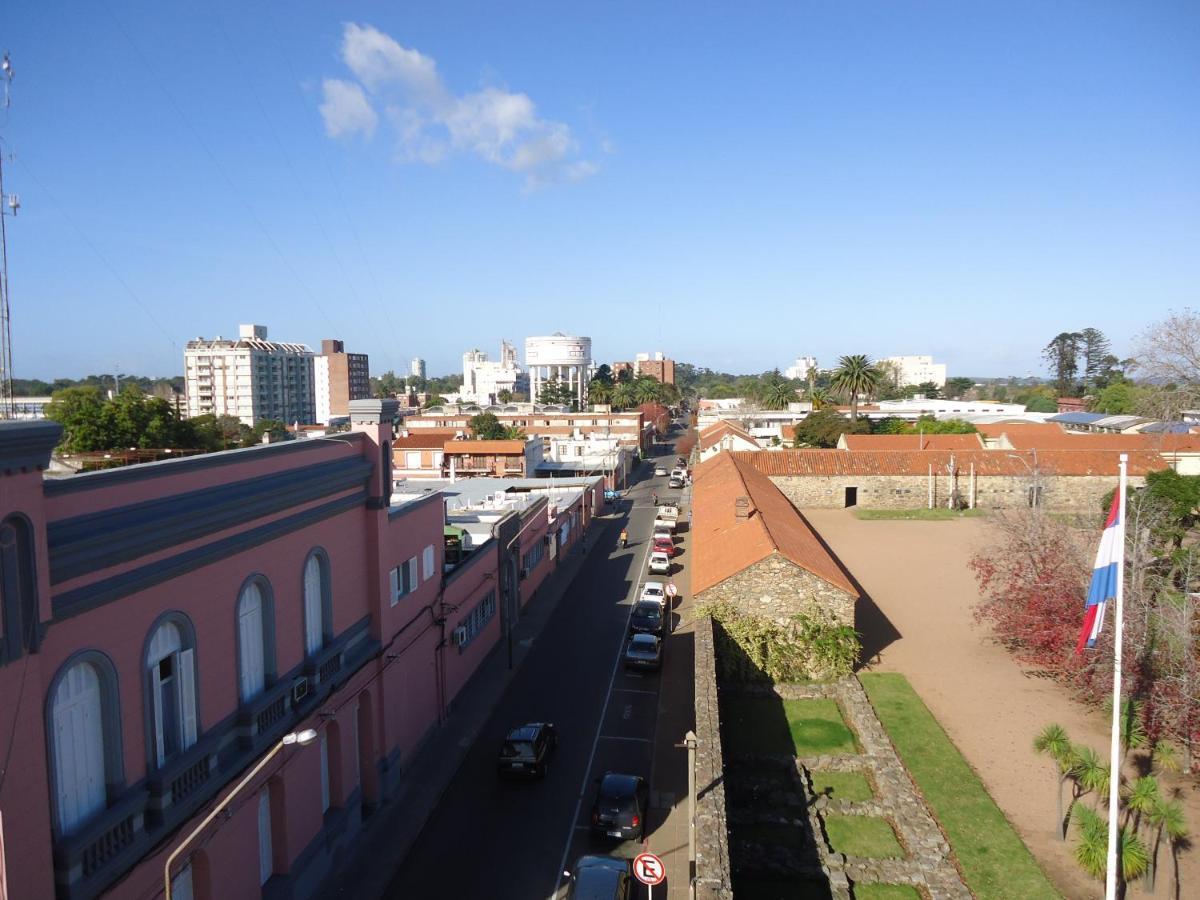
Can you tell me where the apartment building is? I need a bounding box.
[184,325,315,426]
[314,339,371,424]
[404,407,652,454]
[410,358,426,380]
[612,351,675,385]
[879,355,948,388]
[461,341,526,405]
[0,405,601,900]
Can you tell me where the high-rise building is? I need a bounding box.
[612,351,675,385]
[410,357,427,379]
[184,324,315,426]
[314,339,371,424]
[880,355,948,388]
[785,356,818,380]
[461,340,526,404]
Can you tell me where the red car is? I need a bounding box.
[652,536,675,557]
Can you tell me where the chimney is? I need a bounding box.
[735,496,752,519]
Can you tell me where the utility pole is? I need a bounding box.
[0,52,18,419]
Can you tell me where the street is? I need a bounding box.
[383,441,690,900]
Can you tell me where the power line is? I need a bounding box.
[101,2,338,335]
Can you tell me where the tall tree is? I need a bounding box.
[1034,723,1078,840]
[830,355,881,423]
[1043,332,1082,394]
[1079,327,1112,387]
[1135,309,1200,384]
[611,382,636,411]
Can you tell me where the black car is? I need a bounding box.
[565,855,631,899]
[590,772,650,841]
[628,600,666,638]
[497,722,557,778]
[624,633,663,671]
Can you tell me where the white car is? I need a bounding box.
[640,582,667,604]
[648,552,671,574]
[653,517,677,533]
[657,505,680,520]
[654,465,668,476]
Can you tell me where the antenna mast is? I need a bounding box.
[0,52,17,419]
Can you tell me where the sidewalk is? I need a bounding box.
[319,511,620,900]
[647,480,696,899]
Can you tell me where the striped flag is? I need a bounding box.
[1076,491,1123,653]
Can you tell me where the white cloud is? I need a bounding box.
[324,23,596,186]
[319,79,378,138]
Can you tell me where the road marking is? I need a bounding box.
[622,704,633,720]
[550,490,658,900]
[599,735,652,743]
[613,688,656,696]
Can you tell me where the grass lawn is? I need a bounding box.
[859,673,1059,899]
[810,769,874,802]
[854,508,985,520]
[722,697,858,756]
[824,814,905,858]
[852,884,922,900]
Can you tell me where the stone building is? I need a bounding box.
[736,449,1167,512]
[692,452,858,628]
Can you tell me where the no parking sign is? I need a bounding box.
[633,852,665,897]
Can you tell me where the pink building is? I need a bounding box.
[0,400,592,900]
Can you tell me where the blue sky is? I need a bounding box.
[2,1,1197,381]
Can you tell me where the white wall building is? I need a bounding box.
[461,341,526,404]
[184,324,315,426]
[410,357,426,379]
[525,333,592,408]
[785,356,818,380]
[880,355,948,388]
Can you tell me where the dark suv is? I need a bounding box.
[497,722,557,778]
[566,855,631,899]
[590,772,649,841]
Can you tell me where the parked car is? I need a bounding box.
[668,476,684,489]
[497,722,558,778]
[640,581,667,604]
[629,600,666,637]
[590,773,650,841]
[648,551,671,574]
[657,504,680,520]
[653,516,677,533]
[652,536,675,557]
[653,465,668,476]
[565,855,631,900]
[624,633,663,671]
[652,524,674,543]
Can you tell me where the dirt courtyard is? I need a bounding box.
[804,508,1200,900]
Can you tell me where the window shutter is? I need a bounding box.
[179,648,198,748]
[238,589,266,701]
[258,788,273,885]
[389,567,399,606]
[151,662,166,767]
[406,557,418,592]
[320,731,330,813]
[304,556,323,655]
[422,545,434,581]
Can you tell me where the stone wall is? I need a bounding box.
[769,472,1144,513]
[696,554,855,629]
[694,616,734,900]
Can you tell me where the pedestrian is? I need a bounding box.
[652,491,658,506]
[620,528,628,548]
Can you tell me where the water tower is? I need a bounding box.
[525,333,592,407]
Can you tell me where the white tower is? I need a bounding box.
[525,333,592,408]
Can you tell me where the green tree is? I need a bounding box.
[1044,332,1083,394]
[45,386,111,451]
[611,382,637,411]
[538,377,574,407]
[423,394,448,409]
[830,355,882,423]
[588,378,613,405]
[944,376,975,399]
[371,370,406,398]
[633,376,664,405]
[1034,724,1078,840]
[1089,382,1140,415]
[1079,327,1113,387]
[1073,745,1111,810]
[793,408,869,448]
[496,389,513,404]
[758,371,798,410]
[1144,792,1188,894]
[469,412,508,440]
[1072,806,1150,884]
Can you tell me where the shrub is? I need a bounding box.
[701,604,859,682]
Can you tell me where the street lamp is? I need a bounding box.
[164,729,319,900]
[1006,449,1040,507]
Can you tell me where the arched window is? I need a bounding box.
[146,617,198,767]
[238,582,266,701]
[1,514,39,662]
[48,653,122,834]
[302,552,331,656]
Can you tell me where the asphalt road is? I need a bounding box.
[383,442,688,900]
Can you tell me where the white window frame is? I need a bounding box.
[422,545,435,581]
[238,585,266,702]
[303,555,324,656]
[389,557,420,606]
[51,661,106,833]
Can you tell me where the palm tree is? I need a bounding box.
[588,379,613,405]
[1123,775,1160,832]
[634,377,663,405]
[1035,724,1077,840]
[1144,791,1188,893]
[830,355,881,422]
[760,377,798,411]
[1072,806,1150,885]
[497,389,513,404]
[1073,745,1111,810]
[611,383,636,411]
[810,388,832,411]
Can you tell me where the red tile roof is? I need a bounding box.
[736,448,1169,477]
[698,420,758,451]
[841,433,983,451]
[393,430,459,449]
[443,440,528,454]
[692,452,858,597]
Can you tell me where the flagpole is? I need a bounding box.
[1104,452,1128,900]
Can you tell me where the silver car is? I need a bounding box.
[624,633,663,670]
